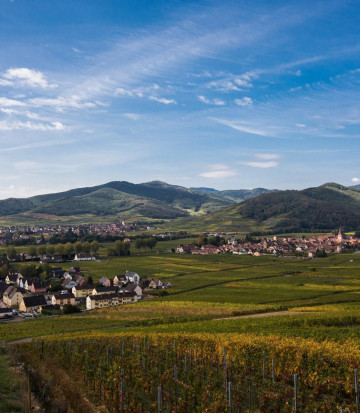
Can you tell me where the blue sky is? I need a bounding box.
[0,0,360,198]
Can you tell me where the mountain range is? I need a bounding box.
[0,181,273,224]
[0,181,359,233]
[167,183,360,233]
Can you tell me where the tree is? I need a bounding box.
[74,241,83,254]
[64,242,74,256]
[28,245,37,257]
[6,246,17,260]
[47,245,55,255]
[87,275,93,285]
[91,240,99,254]
[83,242,91,253]
[107,248,116,257]
[39,263,51,280]
[21,263,38,278]
[62,304,81,314]
[147,238,157,250]
[135,238,144,253]
[0,264,9,280]
[37,245,47,256]
[56,243,64,256]
[197,234,207,247]
[355,230,360,238]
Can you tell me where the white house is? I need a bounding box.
[74,253,96,261]
[125,271,140,284]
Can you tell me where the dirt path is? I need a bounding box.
[6,337,34,345]
[216,310,307,320]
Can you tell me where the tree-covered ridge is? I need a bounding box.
[239,183,360,232]
[167,183,360,233]
[0,180,232,219]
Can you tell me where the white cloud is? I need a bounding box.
[288,86,302,92]
[295,123,306,128]
[149,96,176,104]
[0,108,20,115]
[0,97,26,107]
[200,169,237,179]
[123,113,143,120]
[352,177,360,183]
[198,95,225,106]
[212,118,268,136]
[28,95,97,111]
[0,120,65,131]
[243,161,279,168]
[2,67,57,88]
[234,78,252,87]
[255,153,280,160]
[234,97,253,106]
[115,87,133,96]
[207,72,255,92]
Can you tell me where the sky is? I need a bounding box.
[0,0,360,198]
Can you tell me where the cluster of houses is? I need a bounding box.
[177,230,360,258]
[83,272,171,310]
[0,220,157,245]
[0,267,171,318]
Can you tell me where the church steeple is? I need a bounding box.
[337,228,344,242]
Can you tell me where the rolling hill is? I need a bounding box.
[0,180,236,224]
[166,183,360,233]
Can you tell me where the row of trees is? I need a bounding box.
[5,241,100,260]
[197,234,226,247]
[106,240,131,257]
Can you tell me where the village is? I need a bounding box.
[0,220,167,246]
[0,264,171,320]
[177,230,360,257]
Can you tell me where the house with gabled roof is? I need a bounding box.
[125,270,140,284]
[19,295,47,313]
[5,273,18,285]
[113,274,127,286]
[30,281,47,294]
[51,292,75,307]
[74,253,96,261]
[122,283,142,297]
[72,285,93,298]
[92,286,119,295]
[99,276,111,287]
[3,286,24,307]
[86,291,137,310]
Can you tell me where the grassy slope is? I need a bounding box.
[0,347,25,412]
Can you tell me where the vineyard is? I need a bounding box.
[15,333,360,412]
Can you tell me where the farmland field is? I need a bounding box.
[2,252,360,411]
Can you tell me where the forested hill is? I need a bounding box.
[167,183,360,233]
[0,180,237,220]
[232,183,360,232]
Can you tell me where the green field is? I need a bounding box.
[2,252,360,410]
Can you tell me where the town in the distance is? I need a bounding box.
[0,221,359,320]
